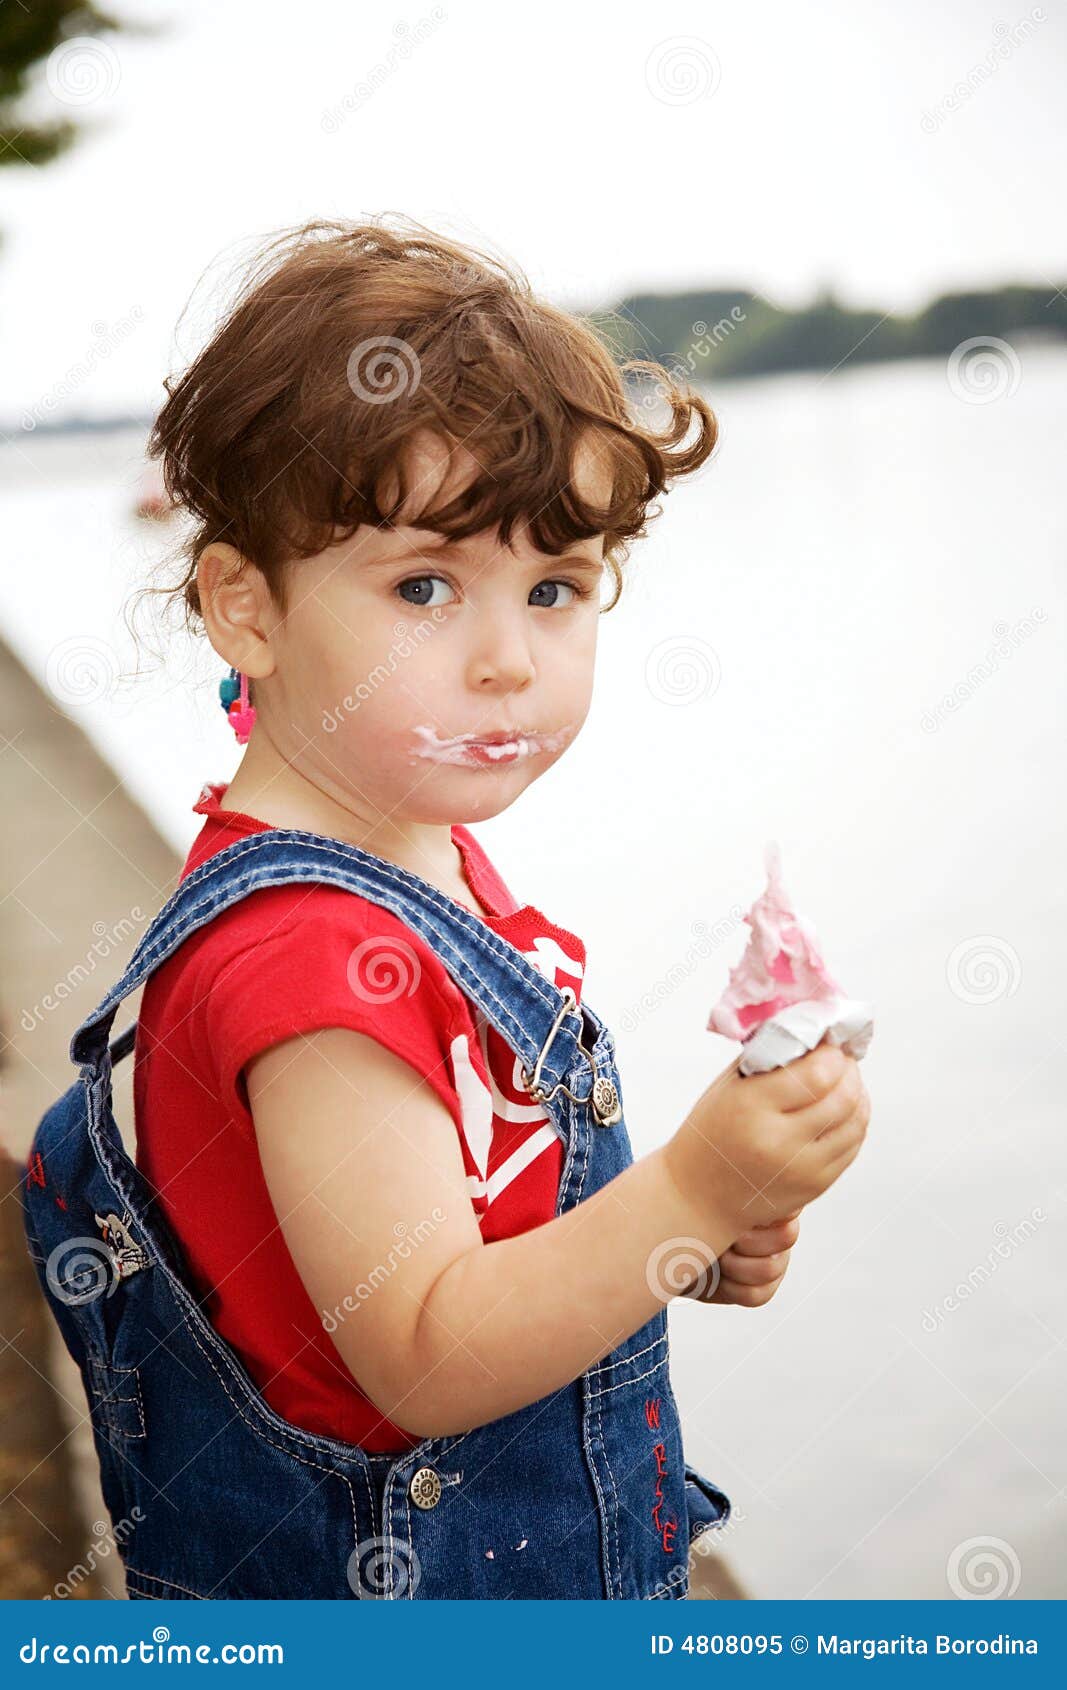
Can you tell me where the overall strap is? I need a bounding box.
[69,830,587,1100]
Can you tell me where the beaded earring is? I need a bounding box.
[218,666,256,744]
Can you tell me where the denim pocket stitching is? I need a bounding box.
[590,1333,667,1380]
[177,1294,370,1554]
[586,1354,669,1400]
[595,1383,623,1597]
[125,1566,208,1600]
[152,1265,386,1530]
[582,1377,622,1598]
[88,1362,146,1440]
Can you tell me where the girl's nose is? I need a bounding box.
[465,615,536,692]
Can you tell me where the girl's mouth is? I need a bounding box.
[410,724,572,768]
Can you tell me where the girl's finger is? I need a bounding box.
[757,1043,849,1110]
[717,1246,792,1286]
[731,1215,800,1257]
[787,1063,864,1143]
[715,1270,787,1307]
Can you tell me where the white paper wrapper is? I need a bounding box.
[737,996,875,1076]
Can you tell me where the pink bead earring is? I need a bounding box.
[218,666,257,744]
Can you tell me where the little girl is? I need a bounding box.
[23,217,869,1602]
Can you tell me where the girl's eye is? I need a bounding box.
[395,575,587,611]
[395,575,456,609]
[529,579,580,609]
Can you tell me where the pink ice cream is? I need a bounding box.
[708,842,845,1043]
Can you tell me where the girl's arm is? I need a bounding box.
[245,1024,864,1438]
[245,1026,731,1438]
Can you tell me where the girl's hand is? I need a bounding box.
[666,1043,869,1235]
[682,1209,802,1306]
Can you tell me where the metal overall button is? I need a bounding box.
[409,1466,442,1510]
[589,1072,622,1127]
[520,987,622,1127]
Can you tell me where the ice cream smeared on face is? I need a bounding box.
[707,842,873,1074]
[409,723,574,768]
[708,843,842,1042]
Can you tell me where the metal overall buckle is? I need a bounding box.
[519,986,622,1126]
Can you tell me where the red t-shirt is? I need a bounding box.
[132,783,586,1452]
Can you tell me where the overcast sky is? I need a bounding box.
[3,0,1064,421]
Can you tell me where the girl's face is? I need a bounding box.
[256,431,609,825]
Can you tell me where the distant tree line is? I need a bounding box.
[587,283,1067,383]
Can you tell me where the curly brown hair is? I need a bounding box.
[144,215,718,630]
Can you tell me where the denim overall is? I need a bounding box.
[21,829,731,1600]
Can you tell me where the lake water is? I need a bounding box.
[2,347,1064,1598]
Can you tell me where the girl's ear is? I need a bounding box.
[197,544,276,679]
